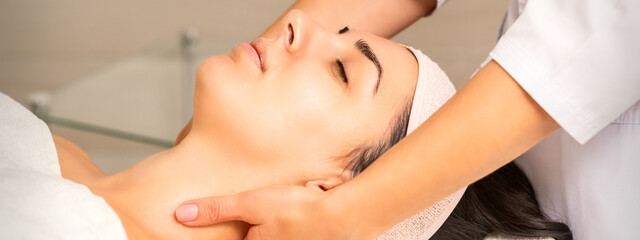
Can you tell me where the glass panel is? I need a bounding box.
[45,29,222,147]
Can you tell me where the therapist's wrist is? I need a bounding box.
[322,187,382,240]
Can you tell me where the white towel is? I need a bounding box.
[0,93,127,240]
[375,46,465,240]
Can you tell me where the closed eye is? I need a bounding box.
[335,58,348,85]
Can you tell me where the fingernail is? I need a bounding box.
[176,203,198,222]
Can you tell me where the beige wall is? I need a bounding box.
[398,0,507,88]
[0,0,507,173]
[1,0,507,102]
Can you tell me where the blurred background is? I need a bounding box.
[0,0,506,174]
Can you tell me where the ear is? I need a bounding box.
[304,174,349,192]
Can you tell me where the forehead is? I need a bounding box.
[361,32,419,114]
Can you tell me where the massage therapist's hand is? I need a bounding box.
[175,185,367,240]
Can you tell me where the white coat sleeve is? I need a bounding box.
[490,0,640,144]
[436,0,447,9]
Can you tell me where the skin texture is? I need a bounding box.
[56,10,419,240]
[175,1,560,239]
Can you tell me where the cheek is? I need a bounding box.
[274,61,346,132]
[191,55,370,165]
[263,63,375,159]
[237,62,349,160]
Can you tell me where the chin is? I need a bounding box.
[192,56,229,130]
[195,55,233,87]
[194,55,239,110]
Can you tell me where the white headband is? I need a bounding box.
[376,46,467,240]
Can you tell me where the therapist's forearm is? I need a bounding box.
[326,60,559,237]
[260,0,437,38]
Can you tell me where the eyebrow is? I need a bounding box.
[338,27,383,95]
[355,39,383,94]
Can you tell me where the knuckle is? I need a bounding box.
[204,200,223,223]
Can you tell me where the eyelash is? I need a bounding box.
[335,26,349,85]
[339,26,349,34]
[335,58,348,85]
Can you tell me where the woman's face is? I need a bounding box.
[193,10,418,180]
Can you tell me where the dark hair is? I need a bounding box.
[344,101,572,239]
[431,162,572,240]
[345,99,411,177]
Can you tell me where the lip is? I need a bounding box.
[251,39,266,71]
[238,42,262,71]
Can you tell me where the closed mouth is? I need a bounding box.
[250,40,265,72]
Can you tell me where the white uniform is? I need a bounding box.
[438,0,640,238]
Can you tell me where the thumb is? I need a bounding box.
[175,192,261,226]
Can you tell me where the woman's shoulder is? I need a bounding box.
[54,134,107,183]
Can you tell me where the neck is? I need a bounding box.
[82,133,294,239]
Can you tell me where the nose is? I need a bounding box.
[280,9,317,54]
